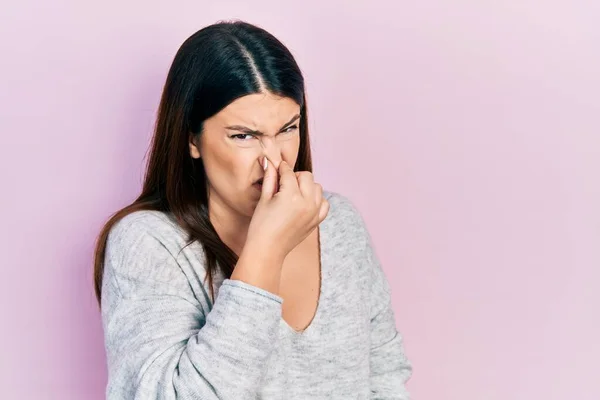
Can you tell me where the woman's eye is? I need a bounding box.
[231,134,254,140]
[283,125,298,133]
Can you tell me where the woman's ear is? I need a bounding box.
[189,133,201,159]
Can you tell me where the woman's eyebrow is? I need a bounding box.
[225,114,300,136]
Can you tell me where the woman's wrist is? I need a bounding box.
[230,240,286,295]
[243,237,287,266]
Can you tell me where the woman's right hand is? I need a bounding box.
[246,156,330,263]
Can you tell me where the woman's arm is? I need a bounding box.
[365,234,413,399]
[332,191,413,399]
[101,213,282,399]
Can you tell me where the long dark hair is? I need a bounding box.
[93,20,312,306]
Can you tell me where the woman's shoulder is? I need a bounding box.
[111,209,180,232]
[103,210,203,298]
[101,209,212,313]
[322,190,369,233]
[106,209,190,264]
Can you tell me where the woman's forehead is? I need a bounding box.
[216,93,300,127]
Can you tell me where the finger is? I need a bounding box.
[314,183,323,208]
[296,171,315,199]
[260,156,278,200]
[278,161,299,193]
[318,197,330,222]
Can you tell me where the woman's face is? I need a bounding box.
[190,92,301,217]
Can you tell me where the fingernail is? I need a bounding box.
[263,157,268,170]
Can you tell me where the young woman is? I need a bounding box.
[94,20,412,399]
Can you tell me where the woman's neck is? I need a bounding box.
[207,193,252,257]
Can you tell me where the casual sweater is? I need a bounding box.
[101,190,412,399]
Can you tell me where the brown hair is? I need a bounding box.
[93,20,312,306]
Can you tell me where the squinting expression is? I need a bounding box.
[189,92,302,217]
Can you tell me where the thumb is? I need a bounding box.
[260,156,278,200]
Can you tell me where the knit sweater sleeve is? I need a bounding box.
[365,230,413,399]
[100,212,282,400]
[328,193,413,399]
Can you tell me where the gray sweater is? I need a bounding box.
[101,191,412,399]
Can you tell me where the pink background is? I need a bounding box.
[1,1,598,399]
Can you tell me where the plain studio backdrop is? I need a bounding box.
[1,1,598,399]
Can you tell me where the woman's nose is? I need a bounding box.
[259,137,283,168]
